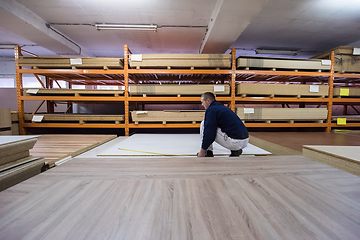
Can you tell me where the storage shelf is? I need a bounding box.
[14,45,360,135]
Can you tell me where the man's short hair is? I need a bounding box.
[201,92,215,102]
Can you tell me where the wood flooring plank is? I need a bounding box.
[0,155,360,239]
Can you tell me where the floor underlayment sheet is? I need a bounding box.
[97,134,271,157]
[303,145,360,163]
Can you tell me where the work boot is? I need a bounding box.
[230,149,242,157]
[205,150,214,157]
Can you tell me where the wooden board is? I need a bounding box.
[18,57,124,69]
[236,107,328,121]
[237,56,330,70]
[131,110,205,123]
[24,114,125,123]
[129,84,230,96]
[303,145,360,176]
[129,54,231,68]
[0,136,39,165]
[24,88,125,96]
[0,108,11,128]
[0,155,360,239]
[0,156,44,191]
[333,87,360,97]
[29,134,117,168]
[236,83,329,97]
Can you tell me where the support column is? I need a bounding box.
[326,51,335,132]
[124,45,130,136]
[15,45,25,135]
[231,47,236,112]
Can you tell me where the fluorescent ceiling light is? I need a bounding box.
[95,24,157,31]
[255,49,297,56]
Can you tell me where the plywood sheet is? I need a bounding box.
[97,134,270,157]
[236,83,329,97]
[129,54,231,68]
[237,56,330,70]
[0,136,39,165]
[24,114,124,123]
[236,107,328,121]
[333,87,360,97]
[129,84,230,96]
[131,110,204,123]
[303,145,360,162]
[24,88,125,96]
[0,108,11,128]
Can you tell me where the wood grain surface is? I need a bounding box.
[29,134,117,166]
[0,155,359,239]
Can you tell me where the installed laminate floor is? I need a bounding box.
[0,155,359,240]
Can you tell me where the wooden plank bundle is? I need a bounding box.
[129,54,231,68]
[0,108,12,136]
[24,114,125,123]
[236,83,329,97]
[131,110,205,124]
[333,87,360,97]
[0,136,43,191]
[236,107,328,122]
[313,46,360,73]
[237,56,331,71]
[25,88,125,96]
[129,84,230,96]
[18,56,124,69]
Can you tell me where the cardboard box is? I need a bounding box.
[129,54,231,68]
[236,83,329,97]
[129,84,230,96]
[237,56,330,71]
[236,107,328,121]
[131,110,205,123]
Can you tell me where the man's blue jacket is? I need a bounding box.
[202,100,248,150]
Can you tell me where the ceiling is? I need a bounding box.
[1,0,360,59]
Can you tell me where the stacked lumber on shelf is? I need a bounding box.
[236,83,329,97]
[129,84,230,96]
[0,108,12,136]
[11,112,19,135]
[24,88,125,97]
[333,87,360,97]
[236,107,328,123]
[131,110,205,124]
[18,56,124,69]
[129,54,231,68]
[0,136,44,191]
[237,56,331,71]
[24,114,125,124]
[313,46,360,73]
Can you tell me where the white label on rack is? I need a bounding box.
[32,115,44,122]
[309,85,319,93]
[214,85,225,92]
[244,108,254,114]
[70,58,82,65]
[136,111,147,115]
[321,60,331,66]
[26,89,39,94]
[353,48,360,55]
[130,54,143,62]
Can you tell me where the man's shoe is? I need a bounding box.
[230,149,242,157]
[205,150,214,157]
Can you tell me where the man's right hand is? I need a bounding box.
[197,149,206,157]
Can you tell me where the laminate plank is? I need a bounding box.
[0,155,359,239]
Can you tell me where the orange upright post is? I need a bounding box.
[326,51,335,132]
[15,45,26,135]
[124,45,130,136]
[231,47,236,112]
